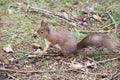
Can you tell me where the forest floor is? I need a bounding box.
[0,0,120,80]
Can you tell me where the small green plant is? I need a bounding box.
[10,13,21,20]
[104,61,119,69]
[14,52,24,57]
[43,58,49,67]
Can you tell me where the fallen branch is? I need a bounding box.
[28,7,76,27]
[22,0,76,27]
[78,29,110,33]
[0,67,84,74]
[106,11,118,33]
[6,72,18,80]
[64,56,119,69]
[95,56,119,64]
[0,67,110,77]
[0,68,56,73]
[109,68,120,80]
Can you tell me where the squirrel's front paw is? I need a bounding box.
[28,49,43,57]
[32,49,42,55]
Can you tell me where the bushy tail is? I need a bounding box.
[110,37,120,53]
[77,32,120,53]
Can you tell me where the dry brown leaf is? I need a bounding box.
[62,12,70,20]
[0,23,4,27]
[4,59,10,64]
[28,55,38,57]
[93,14,103,23]
[82,6,95,14]
[69,62,85,71]
[71,22,76,26]
[9,58,18,65]
[3,44,14,53]
[85,61,97,69]
[93,15,101,20]
[7,9,14,14]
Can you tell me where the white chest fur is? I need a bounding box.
[44,39,61,50]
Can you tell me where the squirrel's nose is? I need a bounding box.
[33,32,37,38]
[33,34,37,38]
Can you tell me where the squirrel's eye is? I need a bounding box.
[40,31,44,34]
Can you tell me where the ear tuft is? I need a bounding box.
[44,22,50,33]
[41,20,45,27]
[41,20,50,33]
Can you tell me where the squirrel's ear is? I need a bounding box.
[40,20,50,33]
[44,22,50,33]
[41,20,45,27]
[44,22,48,28]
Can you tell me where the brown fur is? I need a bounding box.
[77,33,120,52]
[35,20,77,57]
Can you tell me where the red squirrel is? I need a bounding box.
[33,20,77,57]
[33,20,120,57]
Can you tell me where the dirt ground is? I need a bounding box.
[0,0,120,80]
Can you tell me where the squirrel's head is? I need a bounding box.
[33,20,50,38]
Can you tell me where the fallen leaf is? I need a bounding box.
[82,6,95,14]
[9,58,18,65]
[62,11,70,20]
[85,61,97,69]
[28,55,38,57]
[93,14,103,24]
[4,59,9,65]
[25,65,32,68]
[0,23,4,27]
[3,44,14,53]
[69,61,85,71]
[7,9,14,14]
[71,22,77,26]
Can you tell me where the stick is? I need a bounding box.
[7,72,19,80]
[109,69,120,80]
[0,68,58,73]
[106,11,118,33]
[64,56,119,69]
[95,56,119,64]
[1,68,108,76]
[78,29,110,33]
[28,7,76,27]
[22,0,77,27]
[0,67,83,74]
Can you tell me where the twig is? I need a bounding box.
[106,11,118,33]
[109,68,120,80]
[23,0,77,27]
[0,67,83,74]
[0,64,112,77]
[25,15,36,22]
[28,7,76,27]
[78,29,110,33]
[113,72,120,79]
[27,51,61,58]
[7,72,19,80]
[0,68,57,73]
[94,56,119,66]
[64,56,119,69]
